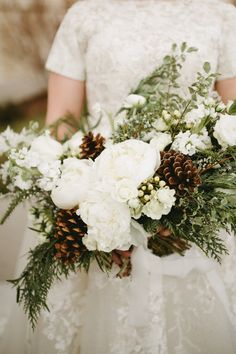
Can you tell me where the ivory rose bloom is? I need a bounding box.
[95,139,160,202]
[30,134,63,162]
[51,158,94,209]
[79,191,131,252]
[213,114,236,148]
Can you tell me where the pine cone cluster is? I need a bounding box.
[157,150,201,195]
[80,132,105,160]
[54,209,87,263]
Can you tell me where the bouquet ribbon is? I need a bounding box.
[128,245,232,326]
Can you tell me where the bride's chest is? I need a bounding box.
[85,5,221,83]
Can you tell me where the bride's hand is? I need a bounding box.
[157,225,172,237]
[112,249,133,267]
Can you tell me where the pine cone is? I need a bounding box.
[80,132,105,160]
[157,150,201,195]
[54,209,88,263]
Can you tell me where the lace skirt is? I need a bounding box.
[1,229,236,354]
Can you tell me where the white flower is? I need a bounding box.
[14,174,32,190]
[112,179,138,203]
[11,148,40,168]
[114,110,127,129]
[37,160,61,191]
[184,104,206,128]
[63,131,83,156]
[0,137,8,154]
[128,198,141,209]
[142,187,175,220]
[156,188,176,208]
[30,134,63,163]
[0,127,32,154]
[95,139,160,200]
[152,117,169,131]
[123,94,146,109]
[150,132,172,151]
[51,158,94,209]
[171,129,212,156]
[79,191,131,252]
[213,114,236,149]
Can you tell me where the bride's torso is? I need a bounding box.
[46,0,236,135]
[83,0,223,113]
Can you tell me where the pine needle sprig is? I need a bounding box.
[0,190,30,225]
[8,240,58,329]
[143,186,235,262]
[8,239,85,329]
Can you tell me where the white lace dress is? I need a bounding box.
[1,1,236,353]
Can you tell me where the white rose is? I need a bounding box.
[123,94,146,109]
[152,118,169,131]
[79,191,131,252]
[63,131,83,156]
[112,178,138,203]
[95,140,160,194]
[30,134,63,163]
[150,132,172,151]
[213,114,236,148]
[51,158,94,209]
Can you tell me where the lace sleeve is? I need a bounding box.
[45,2,86,81]
[217,4,236,81]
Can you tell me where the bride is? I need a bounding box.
[1,0,236,353]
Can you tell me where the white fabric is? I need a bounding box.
[1,0,236,353]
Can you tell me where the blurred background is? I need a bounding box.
[0,0,235,279]
[0,0,74,133]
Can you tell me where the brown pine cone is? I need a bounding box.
[157,150,201,196]
[54,209,88,264]
[80,132,105,160]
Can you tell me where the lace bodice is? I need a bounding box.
[46,0,236,132]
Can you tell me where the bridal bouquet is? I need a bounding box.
[0,43,236,327]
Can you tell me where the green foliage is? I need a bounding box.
[113,43,219,143]
[9,234,113,328]
[8,240,73,329]
[228,101,236,115]
[0,191,29,224]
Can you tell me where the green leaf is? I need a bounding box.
[228,100,236,115]
[187,47,198,53]
[172,43,177,52]
[203,62,211,74]
[181,42,187,52]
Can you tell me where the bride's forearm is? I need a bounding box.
[46,72,86,138]
[215,77,236,103]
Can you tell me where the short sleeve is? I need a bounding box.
[217,5,236,81]
[45,3,86,81]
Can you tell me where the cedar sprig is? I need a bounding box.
[0,190,31,224]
